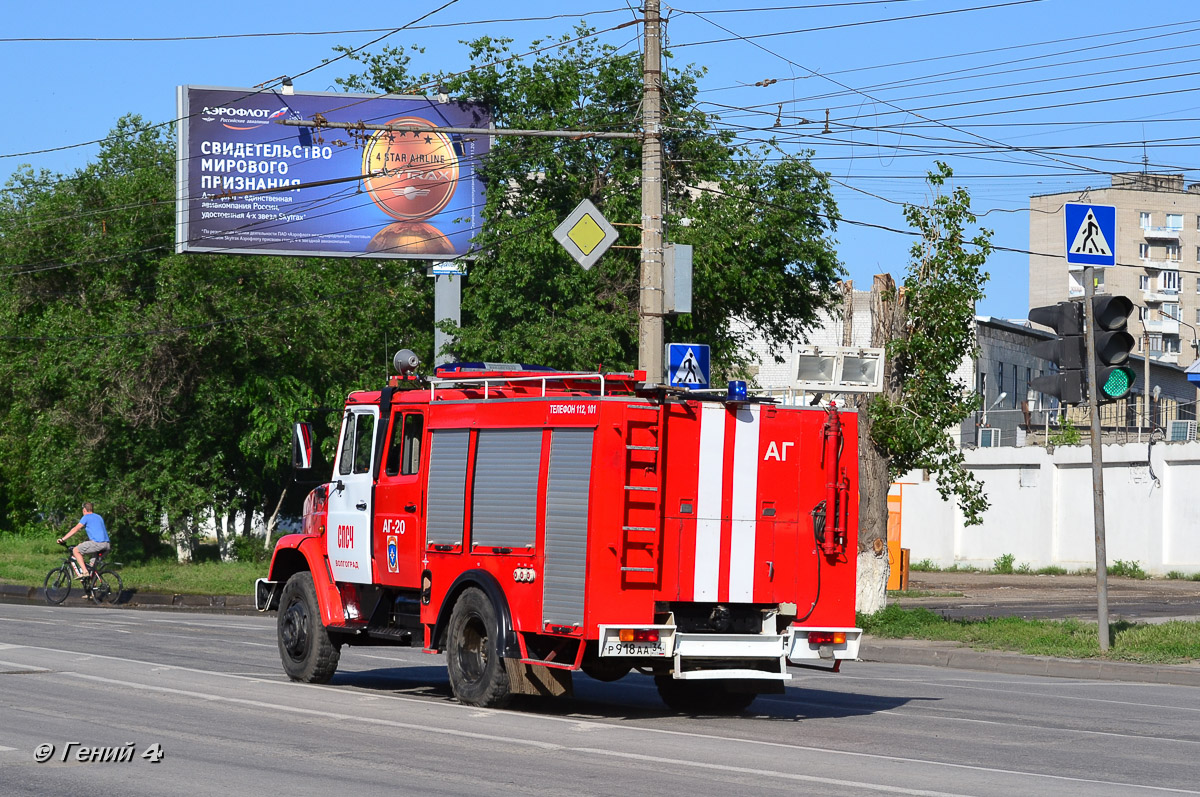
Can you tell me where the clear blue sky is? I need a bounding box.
[3,0,1197,321]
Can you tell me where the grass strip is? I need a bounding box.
[1,532,260,596]
[859,605,1200,665]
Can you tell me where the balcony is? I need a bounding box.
[1140,258,1177,270]
[1145,317,1181,335]
[1142,289,1176,303]
[1143,225,1182,241]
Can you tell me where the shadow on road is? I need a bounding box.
[332,664,929,721]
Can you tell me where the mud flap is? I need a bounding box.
[504,660,574,697]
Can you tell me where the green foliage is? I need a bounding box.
[1049,417,1083,446]
[858,605,1200,663]
[0,532,260,595]
[1035,565,1068,575]
[0,115,432,560]
[1109,560,1148,580]
[910,558,940,571]
[1166,570,1200,581]
[865,163,992,526]
[993,553,1016,574]
[336,29,843,372]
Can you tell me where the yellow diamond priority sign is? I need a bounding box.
[553,199,619,270]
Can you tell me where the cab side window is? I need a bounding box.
[352,413,375,474]
[385,413,424,477]
[338,413,355,476]
[402,414,424,475]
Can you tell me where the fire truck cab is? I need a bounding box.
[257,353,861,711]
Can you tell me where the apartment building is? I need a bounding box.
[1030,172,1200,366]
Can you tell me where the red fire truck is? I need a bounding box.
[256,353,861,711]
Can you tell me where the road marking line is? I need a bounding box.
[7,643,1198,795]
[838,673,1200,714]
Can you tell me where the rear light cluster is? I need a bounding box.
[808,631,847,645]
[618,629,660,643]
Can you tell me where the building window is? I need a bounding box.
[1161,270,1181,293]
[1140,243,1151,259]
[1195,307,1200,324]
[1141,211,1153,228]
[997,362,1004,400]
[1149,333,1163,352]
[1167,243,1181,261]
[1163,303,1181,320]
[1140,275,1151,291]
[1166,336,1182,354]
[1012,365,1018,407]
[1168,213,1184,230]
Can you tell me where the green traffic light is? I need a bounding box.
[1100,366,1134,399]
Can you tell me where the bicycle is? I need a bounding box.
[43,542,123,605]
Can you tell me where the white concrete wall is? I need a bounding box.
[896,441,1200,575]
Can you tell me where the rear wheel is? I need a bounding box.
[92,569,123,604]
[43,566,71,605]
[445,587,511,707]
[277,572,341,683]
[654,676,758,714]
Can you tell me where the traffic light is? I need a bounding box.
[1090,295,1136,402]
[1030,301,1085,405]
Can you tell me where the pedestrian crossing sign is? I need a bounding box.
[667,343,710,389]
[1065,203,1116,267]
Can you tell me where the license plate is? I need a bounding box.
[602,640,667,657]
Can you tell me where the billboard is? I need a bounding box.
[176,86,490,260]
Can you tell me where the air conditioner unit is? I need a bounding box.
[1167,419,1197,442]
[978,428,1002,447]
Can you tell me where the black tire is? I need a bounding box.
[445,587,511,708]
[92,569,123,604]
[277,571,341,683]
[581,659,633,683]
[654,676,758,714]
[43,566,71,605]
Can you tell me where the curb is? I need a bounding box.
[0,582,255,611]
[862,636,1200,688]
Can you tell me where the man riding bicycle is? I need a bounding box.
[57,502,110,580]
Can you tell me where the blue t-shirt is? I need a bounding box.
[78,513,109,543]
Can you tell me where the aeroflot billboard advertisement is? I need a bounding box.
[176,86,490,260]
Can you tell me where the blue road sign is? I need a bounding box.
[667,343,710,389]
[1065,203,1116,267]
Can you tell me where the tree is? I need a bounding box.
[854,163,992,614]
[0,115,432,557]
[336,29,843,372]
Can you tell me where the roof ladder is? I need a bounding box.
[620,403,666,586]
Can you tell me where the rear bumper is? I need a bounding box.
[596,623,860,681]
[787,626,862,661]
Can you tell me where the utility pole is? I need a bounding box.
[1083,267,1111,652]
[639,0,665,384]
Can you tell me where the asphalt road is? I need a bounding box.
[2,601,1198,797]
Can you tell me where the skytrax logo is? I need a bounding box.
[201,106,289,131]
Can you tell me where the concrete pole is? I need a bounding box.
[638,0,665,384]
[433,272,461,367]
[1083,268,1111,652]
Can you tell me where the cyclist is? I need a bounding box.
[57,502,110,581]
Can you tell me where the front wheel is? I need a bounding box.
[43,566,71,605]
[445,587,511,707]
[277,571,341,683]
[92,569,123,604]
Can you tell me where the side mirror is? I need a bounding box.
[292,422,314,470]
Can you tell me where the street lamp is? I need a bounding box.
[983,391,1007,426]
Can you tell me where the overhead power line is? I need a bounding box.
[0,9,626,42]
